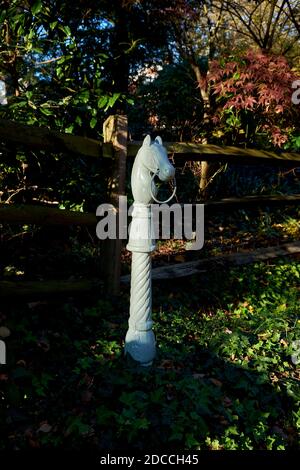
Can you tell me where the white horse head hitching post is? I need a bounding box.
[131,135,175,204]
[125,135,176,366]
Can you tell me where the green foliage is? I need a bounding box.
[129,63,203,141]
[0,0,178,209]
[0,3,299,451]
[205,160,300,200]
[285,134,300,151]
[0,1,121,133]
[1,260,299,450]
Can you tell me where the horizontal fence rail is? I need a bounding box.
[0,203,96,225]
[122,241,300,282]
[1,119,300,163]
[128,142,300,164]
[0,118,112,158]
[1,195,299,226]
[203,194,300,211]
[1,242,299,298]
[0,279,102,298]
[1,115,300,297]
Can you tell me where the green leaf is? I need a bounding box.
[56,67,63,79]
[0,11,7,24]
[97,95,108,109]
[28,29,35,40]
[60,25,71,37]
[28,100,37,110]
[32,0,42,15]
[32,47,43,54]
[50,21,58,30]
[96,406,115,425]
[90,117,97,129]
[40,107,53,116]
[11,367,31,379]
[9,101,27,109]
[65,125,74,134]
[107,92,121,109]
[7,383,21,405]
[77,90,90,104]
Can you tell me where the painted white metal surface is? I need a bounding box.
[125,136,176,366]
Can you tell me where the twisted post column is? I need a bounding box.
[125,203,156,366]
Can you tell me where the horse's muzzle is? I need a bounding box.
[159,166,175,181]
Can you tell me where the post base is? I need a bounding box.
[124,329,156,366]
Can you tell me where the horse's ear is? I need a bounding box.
[142,135,151,146]
[155,136,163,146]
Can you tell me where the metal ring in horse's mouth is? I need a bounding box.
[150,173,177,204]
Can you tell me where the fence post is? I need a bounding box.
[101,115,128,296]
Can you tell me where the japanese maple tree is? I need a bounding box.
[209,49,300,148]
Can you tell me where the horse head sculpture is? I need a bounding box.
[131,135,176,204]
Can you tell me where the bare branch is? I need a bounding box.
[35,56,64,65]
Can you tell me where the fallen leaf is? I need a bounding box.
[174,255,185,262]
[224,328,232,334]
[220,419,229,426]
[193,373,205,379]
[210,378,223,387]
[81,390,93,403]
[38,423,52,433]
[157,359,175,369]
[16,360,26,367]
[105,322,119,330]
[0,326,11,338]
[37,339,50,352]
[28,438,40,448]
[223,397,232,407]
[28,301,47,309]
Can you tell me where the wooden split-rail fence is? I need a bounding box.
[0,115,299,298]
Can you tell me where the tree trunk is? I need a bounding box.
[190,62,213,199]
[110,0,130,114]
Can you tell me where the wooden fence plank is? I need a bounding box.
[0,279,102,298]
[0,118,113,158]
[0,242,298,298]
[203,194,300,211]
[1,194,298,226]
[128,141,300,164]
[152,241,300,280]
[0,203,96,225]
[121,241,300,282]
[1,118,299,163]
